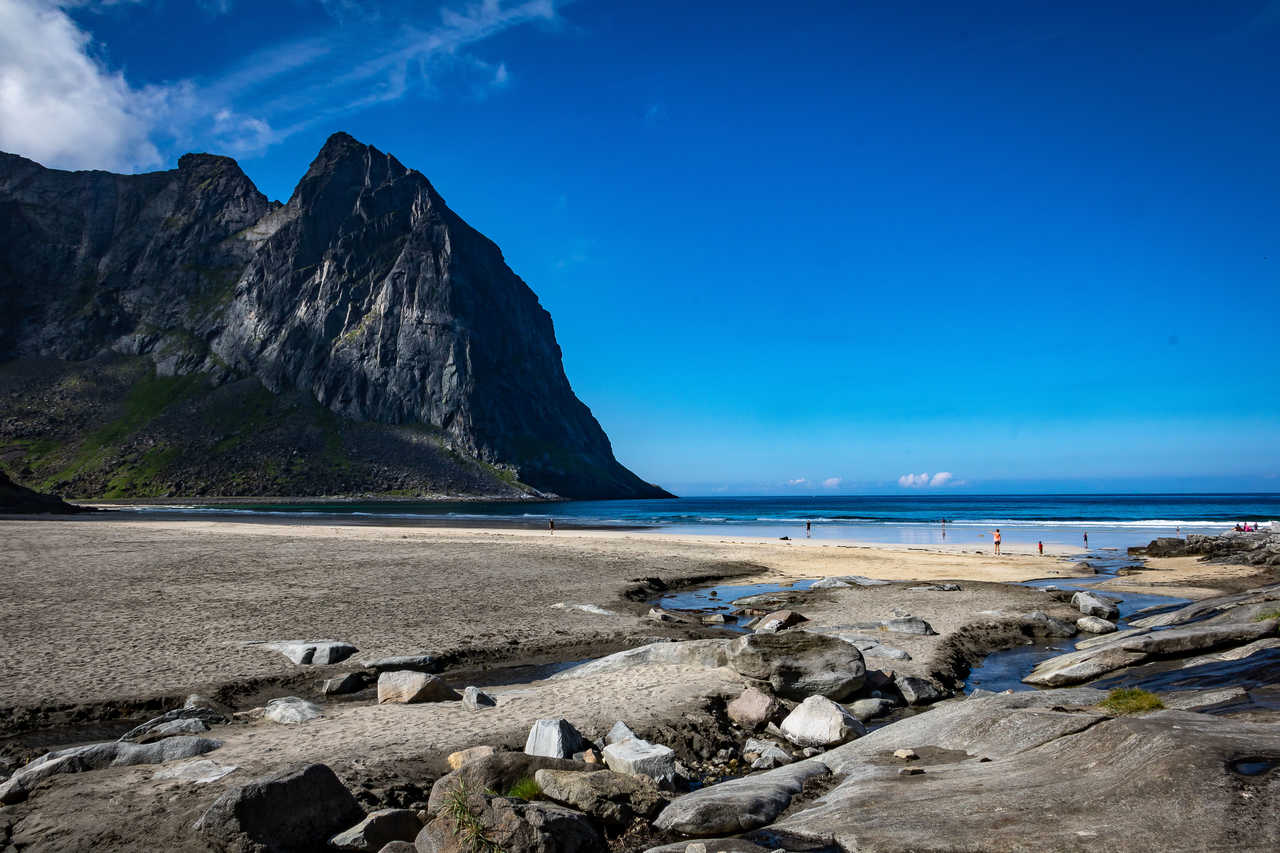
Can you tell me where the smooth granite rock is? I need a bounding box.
[1,737,222,804]
[653,760,830,836]
[606,721,638,745]
[754,610,808,634]
[446,746,498,770]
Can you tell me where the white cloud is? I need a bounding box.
[899,471,959,488]
[787,477,809,487]
[0,0,164,170]
[822,477,842,489]
[0,0,561,171]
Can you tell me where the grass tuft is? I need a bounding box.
[444,779,501,853]
[1254,608,1280,622]
[504,776,541,801]
[1100,687,1164,715]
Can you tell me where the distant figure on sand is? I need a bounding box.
[1083,531,1088,547]
[991,528,1002,556]
[1038,540,1043,556]
[548,519,555,535]
[806,520,811,537]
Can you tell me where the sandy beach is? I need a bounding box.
[0,517,1092,708]
[4,516,1269,713]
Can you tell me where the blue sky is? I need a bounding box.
[2,1,1278,494]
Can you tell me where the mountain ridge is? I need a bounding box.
[0,134,669,500]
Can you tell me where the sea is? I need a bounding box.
[117,493,1280,552]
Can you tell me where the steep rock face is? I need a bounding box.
[0,135,666,499]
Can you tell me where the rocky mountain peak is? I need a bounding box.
[0,134,669,499]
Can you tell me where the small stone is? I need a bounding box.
[899,767,924,776]
[573,748,603,764]
[701,613,727,624]
[1077,616,1118,634]
[329,808,422,851]
[893,748,918,761]
[462,686,497,710]
[850,697,895,721]
[726,686,783,731]
[754,610,809,634]
[446,745,497,770]
[376,671,459,704]
[525,718,589,759]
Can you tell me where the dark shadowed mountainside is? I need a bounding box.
[0,134,669,500]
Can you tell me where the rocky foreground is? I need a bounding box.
[2,552,1278,852]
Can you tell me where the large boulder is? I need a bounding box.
[415,791,604,853]
[194,763,364,852]
[779,696,865,748]
[427,753,596,817]
[727,632,866,700]
[330,809,422,851]
[726,686,783,731]
[118,706,226,742]
[602,738,677,787]
[524,718,589,759]
[377,671,459,704]
[771,704,1280,852]
[446,746,498,770]
[1,737,222,804]
[534,768,667,827]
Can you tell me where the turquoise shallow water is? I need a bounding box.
[121,493,1279,550]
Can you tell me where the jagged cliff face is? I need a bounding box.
[0,134,667,499]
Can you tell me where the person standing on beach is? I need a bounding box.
[1083,531,1088,547]
[806,520,812,537]
[548,519,555,535]
[990,528,1002,556]
[1038,540,1043,556]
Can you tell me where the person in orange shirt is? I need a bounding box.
[990,528,1002,556]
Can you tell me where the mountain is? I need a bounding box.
[0,134,670,500]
